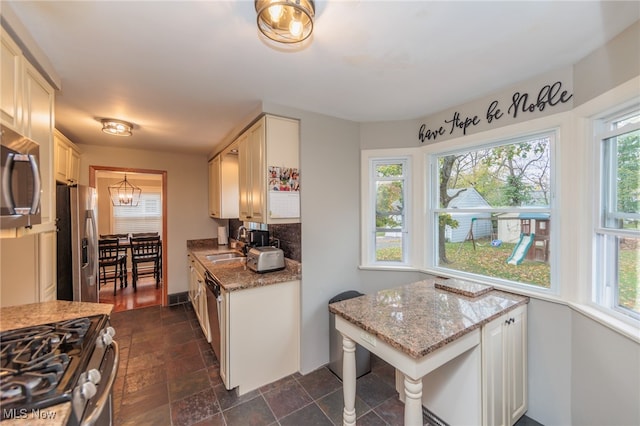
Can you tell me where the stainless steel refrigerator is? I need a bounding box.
[56,183,99,302]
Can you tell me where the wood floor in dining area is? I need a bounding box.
[99,273,163,313]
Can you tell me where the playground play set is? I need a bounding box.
[461,213,550,265]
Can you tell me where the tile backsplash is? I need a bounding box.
[229,219,301,262]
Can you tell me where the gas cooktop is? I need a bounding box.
[0,315,108,419]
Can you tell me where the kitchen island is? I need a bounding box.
[329,278,529,426]
[0,301,114,426]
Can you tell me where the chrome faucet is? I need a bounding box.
[237,226,247,241]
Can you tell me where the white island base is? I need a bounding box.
[336,315,482,426]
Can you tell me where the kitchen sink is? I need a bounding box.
[205,252,245,264]
[209,257,246,265]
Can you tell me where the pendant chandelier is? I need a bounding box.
[108,174,141,207]
[255,0,315,44]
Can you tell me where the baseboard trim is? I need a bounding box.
[168,291,189,305]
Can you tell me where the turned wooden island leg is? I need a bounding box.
[403,375,423,426]
[341,334,357,426]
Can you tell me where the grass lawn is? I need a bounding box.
[444,240,550,288]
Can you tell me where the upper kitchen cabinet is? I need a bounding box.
[238,115,300,224]
[209,144,239,219]
[54,129,80,186]
[1,26,56,232]
[1,27,22,132]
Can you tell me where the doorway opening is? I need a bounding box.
[90,166,167,312]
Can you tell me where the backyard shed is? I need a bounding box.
[444,188,492,243]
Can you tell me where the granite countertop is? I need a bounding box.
[0,300,113,332]
[329,278,529,359]
[187,239,301,292]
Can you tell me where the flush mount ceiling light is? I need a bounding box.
[255,0,315,44]
[108,174,141,207]
[101,119,133,136]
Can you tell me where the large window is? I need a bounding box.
[111,190,162,236]
[594,107,640,320]
[430,133,554,289]
[370,158,409,264]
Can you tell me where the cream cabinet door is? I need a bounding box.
[55,136,71,183]
[482,304,528,426]
[68,148,80,184]
[239,119,265,222]
[23,61,54,146]
[482,311,507,426]
[209,156,221,218]
[238,133,251,221]
[1,28,23,130]
[23,60,55,225]
[39,230,57,302]
[0,235,39,307]
[506,305,527,425]
[54,130,81,185]
[247,119,265,222]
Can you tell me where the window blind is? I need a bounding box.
[112,191,162,235]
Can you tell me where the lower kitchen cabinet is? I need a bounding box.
[221,280,300,395]
[188,254,210,342]
[0,231,56,307]
[482,304,528,426]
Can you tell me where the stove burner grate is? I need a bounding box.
[0,317,95,408]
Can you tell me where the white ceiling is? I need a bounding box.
[5,1,639,156]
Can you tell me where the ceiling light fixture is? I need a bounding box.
[108,174,141,207]
[101,119,133,136]
[255,0,315,44]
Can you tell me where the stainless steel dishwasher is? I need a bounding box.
[204,271,222,362]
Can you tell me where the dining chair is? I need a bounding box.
[99,234,129,287]
[131,232,159,238]
[98,238,127,295]
[129,235,161,290]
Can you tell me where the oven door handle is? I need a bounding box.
[82,340,119,426]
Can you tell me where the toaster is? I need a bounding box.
[246,246,285,273]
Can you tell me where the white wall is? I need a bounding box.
[571,311,640,426]
[526,299,572,425]
[77,144,216,295]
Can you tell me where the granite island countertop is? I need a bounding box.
[187,239,301,292]
[329,278,528,359]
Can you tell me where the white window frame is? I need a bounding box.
[362,154,413,268]
[593,105,640,323]
[426,131,557,293]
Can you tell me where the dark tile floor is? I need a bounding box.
[110,303,542,426]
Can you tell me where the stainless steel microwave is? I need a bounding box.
[1,124,42,229]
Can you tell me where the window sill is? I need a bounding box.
[358,264,419,273]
